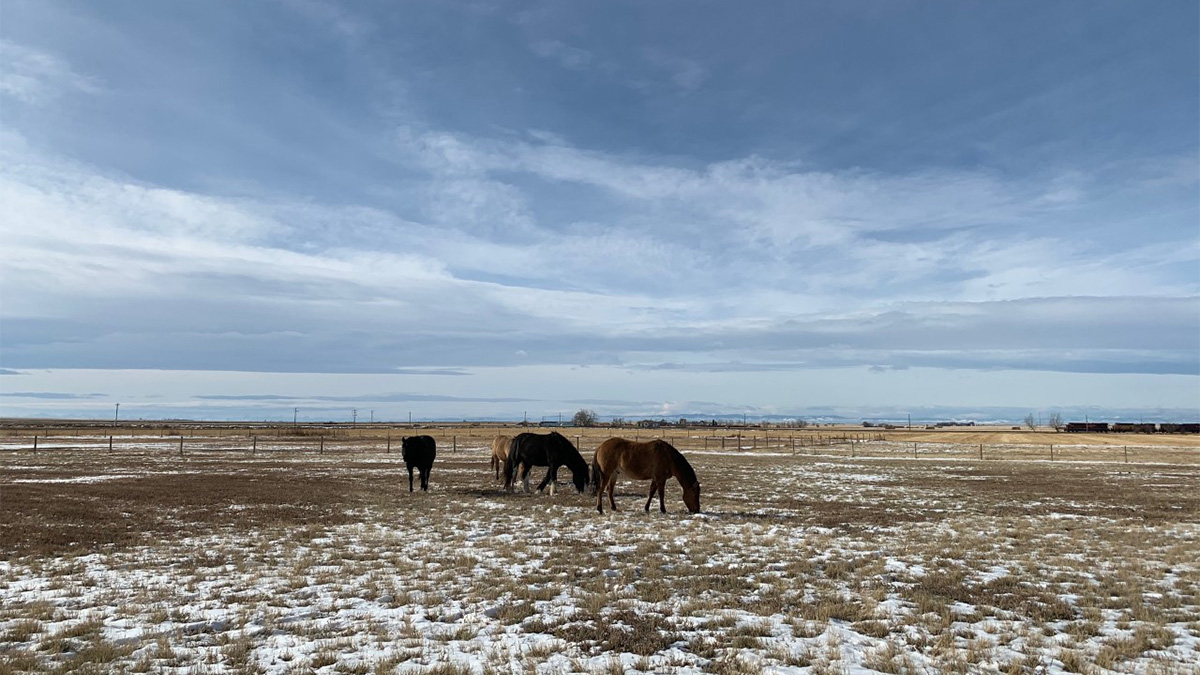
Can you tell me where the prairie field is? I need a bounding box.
[1,425,1198,674]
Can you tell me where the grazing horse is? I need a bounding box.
[504,432,588,495]
[489,434,511,481]
[401,435,437,492]
[594,437,700,514]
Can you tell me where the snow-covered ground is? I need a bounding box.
[2,442,1197,674]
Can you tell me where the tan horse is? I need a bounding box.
[594,437,700,514]
[490,435,511,481]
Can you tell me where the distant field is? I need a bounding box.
[1,426,1197,674]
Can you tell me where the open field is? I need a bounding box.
[1,427,1198,674]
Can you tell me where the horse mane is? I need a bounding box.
[663,441,698,488]
[554,433,588,475]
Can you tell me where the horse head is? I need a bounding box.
[682,481,701,514]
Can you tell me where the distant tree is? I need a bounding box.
[572,409,598,427]
[1048,413,1064,432]
[1024,413,1037,430]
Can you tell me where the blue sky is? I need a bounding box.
[1,0,1197,422]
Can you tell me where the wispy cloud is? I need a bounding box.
[0,40,101,104]
[0,391,104,399]
[529,40,594,70]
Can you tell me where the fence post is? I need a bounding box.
[386,434,391,453]
[1124,446,1128,463]
[179,436,184,456]
[33,435,37,453]
[252,436,257,454]
[109,435,113,453]
[791,437,795,455]
[979,443,983,460]
[1050,444,1054,461]
[851,439,855,458]
[721,437,725,450]
[320,438,324,455]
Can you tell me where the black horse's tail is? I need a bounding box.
[503,436,520,490]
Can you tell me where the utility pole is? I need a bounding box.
[293,408,299,426]
[352,409,357,425]
[370,410,374,423]
[114,403,120,426]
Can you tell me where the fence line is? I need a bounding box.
[2,430,1194,466]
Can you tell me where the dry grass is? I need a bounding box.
[1,424,1197,673]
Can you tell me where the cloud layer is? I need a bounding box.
[0,2,1196,418]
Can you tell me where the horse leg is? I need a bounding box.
[644,482,657,512]
[521,465,532,493]
[407,466,414,492]
[607,474,618,511]
[596,468,605,513]
[658,479,667,513]
[537,465,554,494]
[421,467,430,491]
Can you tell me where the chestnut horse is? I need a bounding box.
[593,437,700,514]
[489,434,511,481]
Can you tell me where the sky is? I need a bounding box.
[1,0,1198,423]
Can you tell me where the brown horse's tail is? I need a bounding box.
[590,459,602,495]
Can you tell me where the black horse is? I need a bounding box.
[401,435,436,492]
[504,432,588,495]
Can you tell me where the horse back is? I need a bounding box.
[491,435,511,461]
[595,437,671,481]
[401,435,436,465]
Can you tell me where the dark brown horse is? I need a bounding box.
[489,434,511,481]
[593,437,700,514]
[401,435,437,492]
[505,432,589,495]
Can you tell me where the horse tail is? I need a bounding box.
[590,459,601,495]
[503,436,520,488]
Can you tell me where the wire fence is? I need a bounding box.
[2,425,1197,465]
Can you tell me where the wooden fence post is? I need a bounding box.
[1050,444,1054,461]
[320,438,324,455]
[179,436,184,456]
[252,436,257,454]
[33,435,37,453]
[1124,446,1128,463]
[109,436,113,453]
[979,443,983,460]
[386,434,391,453]
[453,436,457,453]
